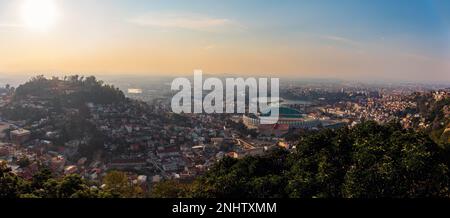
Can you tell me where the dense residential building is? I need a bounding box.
[0,76,448,197]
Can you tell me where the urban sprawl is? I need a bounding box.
[0,76,449,193]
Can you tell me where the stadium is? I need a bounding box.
[243,106,321,136]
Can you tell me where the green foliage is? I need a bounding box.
[156,121,450,198]
[14,75,125,105]
[1,106,47,122]
[151,180,191,198]
[153,148,290,199]
[102,171,145,198]
[1,75,125,122]
[0,162,29,198]
[14,75,53,99]
[17,157,31,168]
[0,164,114,198]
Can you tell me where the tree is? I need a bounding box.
[156,121,450,198]
[31,168,53,190]
[102,171,144,198]
[17,157,31,168]
[57,174,86,198]
[0,162,28,198]
[151,180,190,198]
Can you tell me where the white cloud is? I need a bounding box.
[128,12,241,32]
[320,35,362,47]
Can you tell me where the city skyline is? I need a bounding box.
[0,0,449,82]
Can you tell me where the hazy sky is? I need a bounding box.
[0,0,449,82]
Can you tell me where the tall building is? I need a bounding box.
[10,129,31,145]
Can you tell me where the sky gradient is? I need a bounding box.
[0,0,449,82]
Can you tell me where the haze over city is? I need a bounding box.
[0,0,450,82]
[2,0,450,210]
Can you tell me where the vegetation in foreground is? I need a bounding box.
[0,166,146,198]
[0,76,448,198]
[1,121,450,198]
[152,121,450,198]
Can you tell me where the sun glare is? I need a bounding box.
[21,0,59,31]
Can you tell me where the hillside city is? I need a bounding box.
[0,75,449,197]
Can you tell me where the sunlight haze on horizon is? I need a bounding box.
[0,0,449,82]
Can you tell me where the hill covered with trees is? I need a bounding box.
[0,75,126,160]
[14,75,125,104]
[1,75,125,122]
